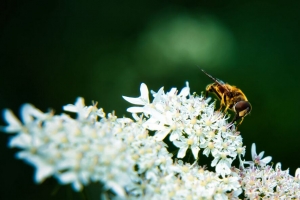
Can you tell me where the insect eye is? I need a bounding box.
[234,101,252,117]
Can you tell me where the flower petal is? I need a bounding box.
[211,157,219,167]
[154,129,171,141]
[21,104,45,123]
[261,156,272,166]
[1,109,22,133]
[122,96,146,105]
[140,83,149,103]
[177,146,188,158]
[251,143,257,160]
[179,86,190,97]
[191,145,200,159]
[127,106,144,113]
[258,151,265,159]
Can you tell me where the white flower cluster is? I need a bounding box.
[239,144,300,199]
[129,160,241,199]
[2,100,137,196]
[123,82,244,177]
[1,82,300,199]
[240,164,300,199]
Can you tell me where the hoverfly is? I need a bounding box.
[201,69,251,128]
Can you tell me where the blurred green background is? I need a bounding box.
[1,0,300,199]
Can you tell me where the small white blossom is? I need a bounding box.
[173,135,200,159]
[122,83,150,113]
[244,143,272,167]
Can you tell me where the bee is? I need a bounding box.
[201,69,251,128]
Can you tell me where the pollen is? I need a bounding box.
[196,129,202,136]
[187,138,194,145]
[190,117,197,125]
[205,120,212,126]
[208,142,214,149]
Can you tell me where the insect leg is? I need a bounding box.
[205,90,209,99]
[218,93,226,111]
[235,117,244,130]
[225,102,232,111]
[230,114,243,130]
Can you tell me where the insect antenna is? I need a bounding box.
[199,68,230,93]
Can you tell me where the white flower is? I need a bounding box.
[122,83,150,113]
[212,151,233,177]
[244,143,272,167]
[1,109,23,133]
[63,97,105,120]
[173,135,200,159]
[1,104,48,133]
[220,176,240,191]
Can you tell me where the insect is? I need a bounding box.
[201,69,252,128]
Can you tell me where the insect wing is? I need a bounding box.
[216,78,225,85]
